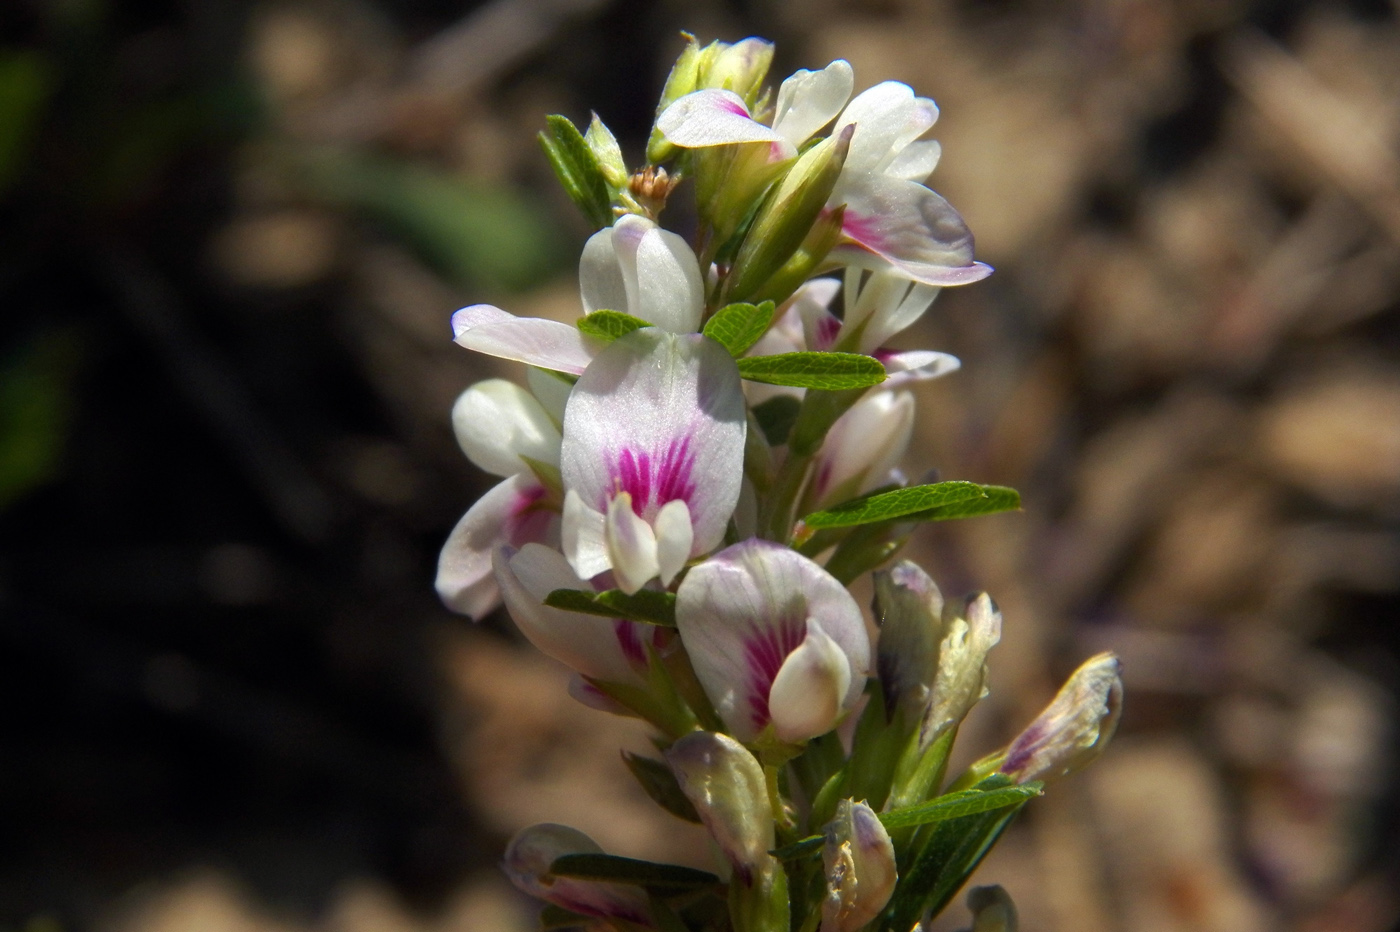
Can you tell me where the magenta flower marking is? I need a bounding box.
[841,211,889,253]
[743,614,807,729]
[505,484,553,544]
[609,437,698,518]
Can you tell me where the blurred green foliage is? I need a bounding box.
[0,329,80,511]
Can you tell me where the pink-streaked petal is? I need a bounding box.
[675,540,869,742]
[654,499,693,586]
[772,60,854,148]
[436,474,557,620]
[878,349,961,386]
[886,139,942,182]
[451,379,561,477]
[562,489,610,580]
[832,175,992,287]
[452,308,602,374]
[562,330,745,557]
[767,621,852,743]
[790,277,844,352]
[657,89,785,148]
[504,824,654,926]
[494,543,643,685]
[605,492,660,594]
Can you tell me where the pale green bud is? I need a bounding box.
[821,799,897,932]
[665,731,774,882]
[697,37,774,104]
[874,560,945,724]
[585,113,628,189]
[924,592,1002,746]
[750,204,846,306]
[727,124,852,302]
[648,35,703,164]
[1001,652,1123,783]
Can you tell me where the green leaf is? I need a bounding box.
[549,854,721,890]
[878,783,1042,831]
[622,752,702,823]
[906,484,1021,522]
[735,352,886,390]
[802,482,1017,530]
[539,114,613,229]
[880,776,1031,930]
[544,588,677,626]
[752,395,801,446]
[702,301,775,356]
[576,309,651,341]
[769,834,824,860]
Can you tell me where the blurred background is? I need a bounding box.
[2,0,1398,929]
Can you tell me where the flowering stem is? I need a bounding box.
[760,450,813,542]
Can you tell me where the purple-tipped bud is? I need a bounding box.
[1001,652,1123,784]
[664,731,775,886]
[923,592,1002,745]
[502,823,654,927]
[874,560,944,722]
[960,885,1018,932]
[821,800,897,932]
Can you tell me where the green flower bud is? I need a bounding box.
[665,731,788,932]
[585,113,628,189]
[874,560,945,725]
[925,592,1002,745]
[726,124,852,302]
[697,37,774,105]
[647,35,703,164]
[750,204,846,306]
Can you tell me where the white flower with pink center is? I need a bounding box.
[676,539,870,744]
[561,328,746,593]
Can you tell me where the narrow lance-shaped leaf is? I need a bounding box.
[549,853,721,890]
[877,783,1042,830]
[702,301,775,357]
[735,352,886,390]
[577,309,652,341]
[544,588,677,626]
[540,114,613,229]
[802,481,1015,529]
[906,485,1021,523]
[622,752,702,823]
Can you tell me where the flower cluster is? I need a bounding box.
[439,34,1122,932]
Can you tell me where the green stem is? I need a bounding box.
[759,450,812,542]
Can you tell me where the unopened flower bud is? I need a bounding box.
[503,823,654,927]
[958,885,1018,932]
[821,800,897,932]
[874,560,944,723]
[665,732,775,883]
[697,37,774,104]
[1001,652,1122,784]
[585,113,628,188]
[924,592,1001,745]
[727,124,853,302]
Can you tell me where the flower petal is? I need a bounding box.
[772,60,854,148]
[833,81,921,176]
[654,499,693,586]
[451,379,562,477]
[494,543,645,685]
[768,621,852,743]
[811,390,914,507]
[561,488,610,580]
[452,305,602,374]
[581,216,705,334]
[831,175,992,287]
[562,329,746,557]
[504,824,654,926]
[657,89,786,148]
[675,540,869,741]
[886,138,941,182]
[605,491,661,594]
[436,474,557,620]
[877,349,961,386]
